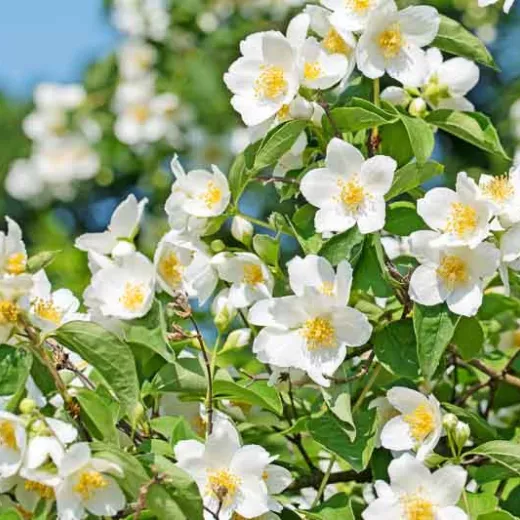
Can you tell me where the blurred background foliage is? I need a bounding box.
[0,0,519,297]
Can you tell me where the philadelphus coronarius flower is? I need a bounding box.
[75,194,147,257]
[0,217,28,277]
[117,38,157,80]
[213,252,274,309]
[356,2,440,86]
[55,443,125,519]
[362,454,468,520]
[417,172,493,248]
[321,0,387,32]
[479,167,520,227]
[175,419,291,520]
[409,230,500,316]
[249,255,372,386]
[301,138,397,235]
[0,411,27,478]
[379,387,443,460]
[0,276,33,343]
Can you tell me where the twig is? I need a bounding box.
[254,176,300,185]
[288,468,371,491]
[325,352,375,384]
[455,355,520,390]
[318,95,341,139]
[311,456,336,508]
[204,506,220,520]
[134,474,165,520]
[353,363,382,414]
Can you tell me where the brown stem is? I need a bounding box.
[288,468,372,491]
[457,356,520,390]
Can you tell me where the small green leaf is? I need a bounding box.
[0,344,32,398]
[253,234,280,267]
[463,492,499,519]
[75,388,119,444]
[319,228,365,267]
[386,161,444,200]
[426,110,509,159]
[453,317,484,360]
[413,303,459,379]
[306,493,355,520]
[212,380,282,415]
[0,510,23,520]
[400,114,435,164]
[432,15,498,70]
[154,358,207,394]
[385,201,427,236]
[54,321,140,415]
[26,250,61,274]
[479,510,519,520]
[468,441,520,479]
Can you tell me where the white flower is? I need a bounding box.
[5,159,46,202]
[175,420,287,520]
[369,397,399,448]
[33,84,86,111]
[321,0,388,32]
[478,0,515,13]
[55,443,125,520]
[86,252,155,320]
[0,276,33,343]
[165,156,230,233]
[379,387,443,460]
[0,218,28,277]
[28,271,80,332]
[75,194,147,256]
[248,256,372,386]
[213,252,274,309]
[301,138,396,234]
[231,216,254,246]
[362,454,468,520]
[409,230,499,316]
[0,411,27,478]
[224,31,300,126]
[356,2,440,86]
[154,230,218,305]
[499,223,520,295]
[421,48,479,111]
[118,39,157,80]
[380,86,412,107]
[479,167,520,227]
[417,172,493,248]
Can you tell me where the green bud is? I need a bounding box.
[454,422,471,449]
[222,328,251,350]
[231,216,253,247]
[210,239,226,253]
[30,419,50,436]
[408,97,427,118]
[19,398,37,415]
[442,413,459,432]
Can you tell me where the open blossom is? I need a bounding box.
[55,443,125,520]
[118,38,157,80]
[301,138,396,235]
[362,454,468,520]
[85,252,155,320]
[0,411,27,478]
[0,276,33,343]
[379,387,443,460]
[409,230,499,316]
[224,31,300,127]
[249,256,372,386]
[154,230,218,304]
[321,0,388,32]
[417,172,493,248]
[75,194,147,257]
[0,218,28,277]
[165,156,230,234]
[356,2,440,86]
[213,252,274,309]
[479,167,520,227]
[175,420,291,520]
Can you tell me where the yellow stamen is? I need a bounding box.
[207,469,241,505]
[0,300,20,325]
[130,105,150,123]
[404,403,435,442]
[73,470,108,500]
[348,0,371,12]
[200,181,223,209]
[303,61,322,81]
[338,177,365,211]
[5,252,26,275]
[482,175,514,203]
[120,282,146,311]
[445,202,478,238]
[302,316,336,350]
[436,255,468,288]
[242,263,264,285]
[24,480,54,499]
[0,420,17,450]
[320,282,335,296]
[159,252,184,288]
[378,24,404,59]
[402,495,435,520]
[33,298,62,325]
[323,28,351,55]
[277,104,290,120]
[255,66,287,100]
[191,416,207,437]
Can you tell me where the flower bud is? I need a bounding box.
[289,96,314,120]
[112,240,136,258]
[381,86,411,108]
[454,422,471,449]
[19,398,37,415]
[210,239,226,253]
[408,97,427,117]
[442,413,458,432]
[212,289,236,333]
[30,419,50,436]
[231,216,253,247]
[223,328,251,350]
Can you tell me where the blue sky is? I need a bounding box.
[0,0,120,99]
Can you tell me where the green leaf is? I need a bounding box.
[141,454,203,520]
[154,358,207,394]
[120,299,174,362]
[319,228,365,267]
[212,380,282,415]
[464,492,499,519]
[75,388,119,444]
[432,15,498,70]
[0,510,23,520]
[373,320,420,379]
[254,120,307,170]
[386,161,444,200]
[253,234,280,267]
[150,416,200,444]
[453,317,484,360]
[308,409,377,472]
[0,344,32,397]
[426,110,509,159]
[306,493,355,520]
[442,403,499,443]
[26,250,61,273]
[400,114,435,164]
[385,201,427,237]
[479,510,519,520]
[413,303,459,379]
[54,321,140,415]
[468,441,520,479]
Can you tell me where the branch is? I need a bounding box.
[288,468,371,491]
[455,355,520,390]
[254,176,300,185]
